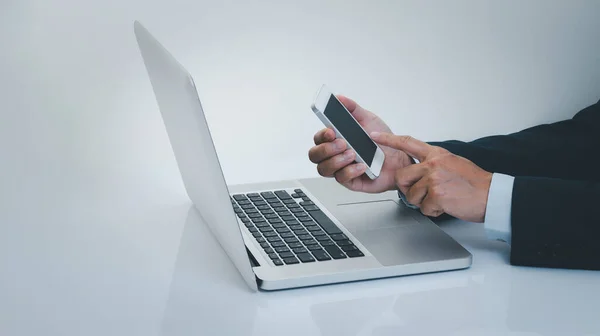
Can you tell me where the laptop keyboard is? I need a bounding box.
[231,189,364,266]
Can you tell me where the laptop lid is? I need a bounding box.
[133,21,257,291]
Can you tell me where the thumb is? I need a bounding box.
[370,132,432,162]
[336,95,370,123]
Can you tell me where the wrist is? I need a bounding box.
[477,171,493,222]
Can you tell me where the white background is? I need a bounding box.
[2,0,600,207]
[2,2,600,335]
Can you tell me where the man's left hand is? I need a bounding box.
[371,132,493,223]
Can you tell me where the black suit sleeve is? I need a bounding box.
[429,100,600,270]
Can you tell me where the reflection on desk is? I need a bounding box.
[160,206,600,336]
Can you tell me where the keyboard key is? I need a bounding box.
[283,199,297,204]
[297,253,315,263]
[281,215,296,221]
[251,217,266,223]
[264,213,278,219]
[306,225,321,232]
[245,208,258,214]
[275,246,290,253]
[302,197,311,202]
[255,222,270,228]
[312,249,331,261]
[248,213,262,218]
[234,208,243,214]
[267,198,281,204]
[257,205,270,210]
[331,234,348,241]
[294,189,303,194]
[336,240,353,246]
[243,222,253,228]
[304,205,319,211]
[273,259,284,266]
[320,240,335,246]
[267,237,282,243]
[248,227,258,233]
[298,217,313,222]
[261,209,274,215]
[275,190,292,199]
[298,234,312,241]
[276,227,290,234]
[290,207,304,213]
[324,246,346,259]
[279,233,293,239]
[286,220,301,226]
[306,209,343,235]
[294,229,308,236]
[279,252,295,259]
[256,237,266,243]
[271,241,286,247]
[292,247,308,254]
[283,257,299,265]
[261,191,276,199]
[233,194,247,201]
[258,227,274,233]
[303,239,317,246]
[288,242,303,249]
[264,232,279,238]
[271,222,286,228]
[287,203,300,209]
[291,193,302,198]
[289,225,304,231]
[241,217,250,223]
[268,218,283,224]
[284,237,299,244]
[252,232,262,238]
[268,253,279,260]
[241,204,254,209]
[260,242,270,248]
[312,230,326,236]
[307,244,322,251]
[316,236,331,242]
[247,193,259,198]
[300,201,314,207]
[341,245,359,252]
[346,250,364,258]
[273,206,286,212]
[253,200,267,206]
[264,248,274,254]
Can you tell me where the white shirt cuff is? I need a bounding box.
[483,173,515,244]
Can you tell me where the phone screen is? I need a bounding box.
[324,95,377,166]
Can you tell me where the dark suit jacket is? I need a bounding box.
[430,99,600,271]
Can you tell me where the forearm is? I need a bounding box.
[430,100,600,180]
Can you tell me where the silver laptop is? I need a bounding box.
[133,21,472,291]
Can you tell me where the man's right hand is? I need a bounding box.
[308,95,414,193]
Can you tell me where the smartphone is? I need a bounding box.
[311,85,385,179]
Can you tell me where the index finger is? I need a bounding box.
[370,133,432,162]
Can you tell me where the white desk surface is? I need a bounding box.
[3,1,600,334]
[2,187,600,336]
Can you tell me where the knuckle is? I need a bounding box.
[430,185,444,198]
[429,170,443,184]
[398,135,413,145]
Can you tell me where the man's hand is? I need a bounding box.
[371,132,493,223]
[308,96,413,193]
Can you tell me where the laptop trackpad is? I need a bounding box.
[333,200,432,266]
[334,200,418,231]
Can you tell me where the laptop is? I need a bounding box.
[133,21,472,291]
